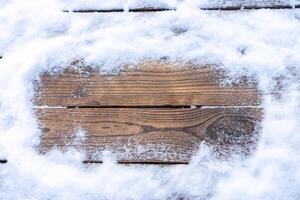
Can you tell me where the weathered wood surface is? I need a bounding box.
[65,0,300,12]
[35,61,262,164]
[35,62,261,107]
[37,107,262,163]
[201,0,299,9]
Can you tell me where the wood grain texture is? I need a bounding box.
[34,61,261,107]
[37,107,262,163]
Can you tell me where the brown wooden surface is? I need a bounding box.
[37,107,262,163]
[35,61,263,164]
[34,61,261,107]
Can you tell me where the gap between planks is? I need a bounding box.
[34,105,262,109]
[83,160,188,165]
[0,160,7,164]
[0,159,188,165]
[63,5,300,13]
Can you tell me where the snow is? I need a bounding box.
[64,0,178,10]
[60,0,300,10]
[0,0,300,199]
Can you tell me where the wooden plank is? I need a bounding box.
[37,107,262,163]
[64,0,300,12]
[201,0,299,9]
[34,61,261,107]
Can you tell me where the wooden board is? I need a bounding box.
[34,61,261,107]
[37,107,262,163]
[34,61,263,164]
[201,0,299,9]
[65,0,300,12]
